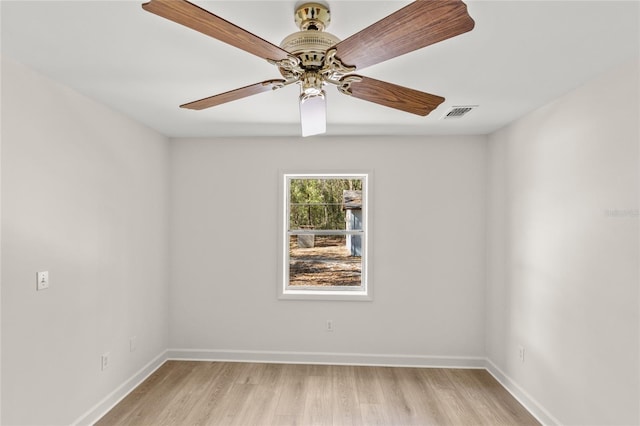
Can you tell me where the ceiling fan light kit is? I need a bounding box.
[300,91,327,137]
[141,0,475,137]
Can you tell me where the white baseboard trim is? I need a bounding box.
[72,350,168,426]
[167,348,486,369]
[484,358,561,426]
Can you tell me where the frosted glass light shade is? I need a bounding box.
[300,93,326,137]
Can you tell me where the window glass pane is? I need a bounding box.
[281,173,369,299]
[288,235,362,287]
[289,178,363,231]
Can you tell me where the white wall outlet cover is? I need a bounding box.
[36,271,49,291]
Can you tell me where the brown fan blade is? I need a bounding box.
[142,0,290,62]
[180,80,286,110]
[333,0,474,71]
[340,75,444,116]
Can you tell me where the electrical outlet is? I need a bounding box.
[130,336,137,353]
[101,353,110,371]
[326,320,334,332]
[36,271,49,291]
[518,346,525,363]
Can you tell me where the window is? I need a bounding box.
[278,172,371,300]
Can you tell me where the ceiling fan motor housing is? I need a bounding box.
[280,2,340,69]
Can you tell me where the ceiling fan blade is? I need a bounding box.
[332,0,474,71]
[142,0,291,62]
[180,80,286,110]
[340,75,444,116]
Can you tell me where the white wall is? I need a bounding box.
[169,136,487,360]
[486,59,639,425]
[1,58,170,425]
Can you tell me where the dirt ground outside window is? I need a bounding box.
[289,235,361,286]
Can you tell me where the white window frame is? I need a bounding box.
[277,171,372,301]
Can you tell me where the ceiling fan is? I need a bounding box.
[141,0,475,136]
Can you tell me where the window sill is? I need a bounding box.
[278,289,373,301]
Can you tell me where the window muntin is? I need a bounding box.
[280,173,370,300]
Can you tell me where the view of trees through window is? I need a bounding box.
[289,178,363,230]
[288,177,364,287]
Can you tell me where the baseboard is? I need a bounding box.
[484,358,561,426]
[167,348,486,369]
[72,350,168,426]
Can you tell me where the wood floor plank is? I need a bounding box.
[421,368,478,425]
[301,374,333,425]
[231,365,284,426]
[96,361,540,426]
[271,414,299,426]
[378,367,432,425]
[156,363,225,426]
[274,364,308,420]
[353,366,385,405]
[359,403,390,426]
[95,361,171,425]
[393,367,446,424]
[202,380,257,425]
[330,366,363,426]
[469,369,540,425]
[180,362,238,425]
[97,361,197,426]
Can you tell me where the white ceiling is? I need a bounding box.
[1,0,638,138]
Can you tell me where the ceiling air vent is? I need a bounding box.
[442,105,478,119]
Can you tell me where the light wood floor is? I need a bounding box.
[96,361,540,426]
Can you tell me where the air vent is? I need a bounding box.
[442,105,478,119]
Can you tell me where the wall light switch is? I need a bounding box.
[36,271,49,291]
[326,320,334,332]
[101,353,110,371]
